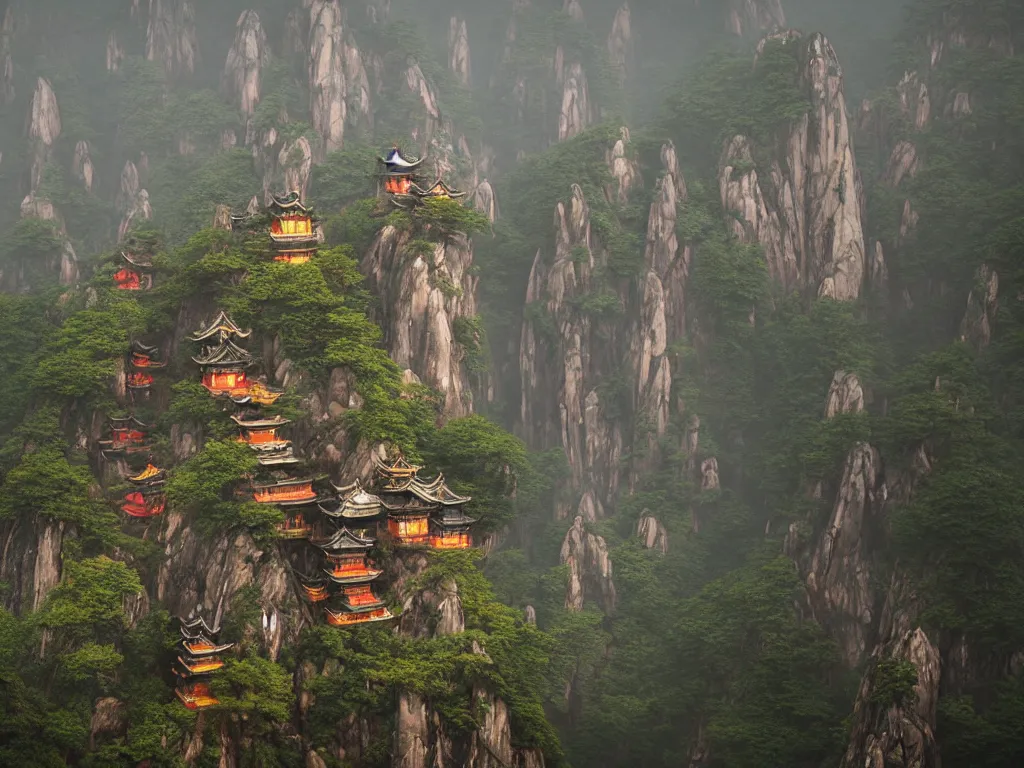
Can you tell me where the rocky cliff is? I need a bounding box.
[362,225,478,422]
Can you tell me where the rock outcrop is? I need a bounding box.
[637,511,668,554]
[959,265,999,351]
[805,442,882,666]
[561,516,616,612]
[146,0,198,77]
[116,160,153,242]
[719,33,867,300]
[449,16,471,86]
[308,0,347,156]
[20,193,79,286]
[558,61,592,141]
[727,0,785,37]
[26,77,62,194]
[223,10,269,143]
[73,140,95,193]
[361,226,478,421]
[157,512,296,661]
[607,4,633,83]
[1,8,14,105]
[842,626,942,768]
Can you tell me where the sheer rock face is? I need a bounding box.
[959,265,999,351]
[400,574,465,639]
[156,512,296,661]
[897,71,931,130]
[719,33,867,300]
[116,160,153,242]
[558,60,592,141]
[607,4,633,83]
[0,517,65,615]
[90,697,128,750]
[223,10,269,141]
[361,226,477,421]
[825,370,865,418]
[405,58,442,146]
[106,31,124,72]
[146,0,198,77]
[1,8,14,104]
[396,692,429,768]
[842,627,942,768]
[308,0,347,155]
[607,127,640,203]
[283,9,306,58]
[882,140,919,188]
[560,516,616,612]
[278,136,314,201]
[344,33,372,135]
[637,512,668,554]
[727,0,785,37]
[19,193,79,286]
[448,17,471,86]
[27,77,62,193]
[472,178,497,222]
[805,443,883,666]
[73,140,95,193]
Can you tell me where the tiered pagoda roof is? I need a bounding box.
[191,338,254,369]
[377,147,424,175]
[189,311,252,343]
[175,615,234,710]
[130,341,167,369]
[320,480,384,520]
[100,415,152,456]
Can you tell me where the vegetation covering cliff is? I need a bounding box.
[2,1,1024,768]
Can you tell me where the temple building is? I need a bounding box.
[378,146,424,197]
[113,252,154,291]
[190,312,256,397]
[319,480,384,523]
[300,576,330,603]
[99,415,151,457]
[122,488,167,518]
[430,506,477,549]
[175,616,234,710]
[317,528,393,627]
[253,477,317,505]
[268,192,322,263]
[127,341,166,394]
[390,177,467,210]
[373,456,476,549]
[232,413,298,466]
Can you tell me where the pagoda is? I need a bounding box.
[373,456,476,549]
[174,616,234,710]
[113,251,154,291]
[99,415,152,457]
[316,527,393,626]
[267,192,322,264]
[122,463,167,518]
[318,480,384,523]
[232,413,299,466]
[378,146,424,201]
[391,177,467,211]
[127,341,166,394]
[190,312,255,397]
